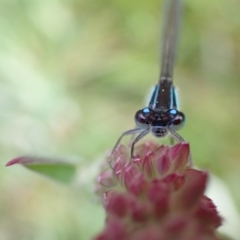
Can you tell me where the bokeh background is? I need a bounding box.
[1,0,240,239]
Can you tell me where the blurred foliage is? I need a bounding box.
[6,155,78,184]
[1,0,240,239]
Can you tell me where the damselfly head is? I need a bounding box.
[135,107,185,136]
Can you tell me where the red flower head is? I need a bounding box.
[95,143,223,240]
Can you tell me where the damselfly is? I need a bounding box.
[109,0,190,168]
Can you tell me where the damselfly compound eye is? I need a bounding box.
[135,108,155,128]
[170,112,185,131]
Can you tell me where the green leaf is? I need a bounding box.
[6,156,78,184]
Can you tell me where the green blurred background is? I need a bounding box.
[1,0,240,239]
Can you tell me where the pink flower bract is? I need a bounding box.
[95,142,223,240]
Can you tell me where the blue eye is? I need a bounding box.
[169,109,177,115]
[135,108,155,128]
[170,112,185,131]
[143,108,151,114]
